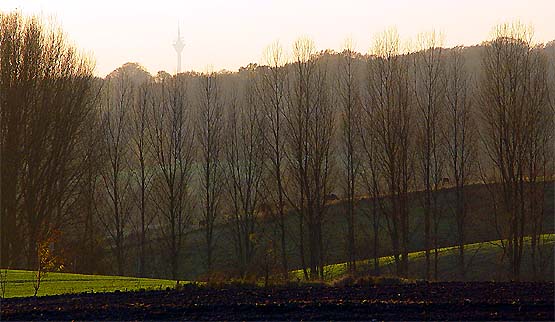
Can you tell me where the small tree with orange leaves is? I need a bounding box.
[33,230,64,296]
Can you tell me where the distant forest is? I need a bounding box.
[1,11,554,282]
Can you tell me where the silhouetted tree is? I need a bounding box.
[365,29,414,277]
[478,23,550,281]
[337,40,363,274]
[286,38,336,280]
[0,12,96,269]
[128,81,156,276]
[257,42,290,279]
[196,71,225,276]
[224,75,266,277]
[98,72,134,275]
[444,47,475,280]
[149,75,195,280]
[413,31,446,280]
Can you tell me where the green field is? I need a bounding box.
[0,270,177,298]
[292,234,555,281]
[2,234,552,298]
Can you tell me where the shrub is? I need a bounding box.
[331,274,414,287]
[33,231,65,296]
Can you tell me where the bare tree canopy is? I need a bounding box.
[0,12,97,269]
[478,22,552,281]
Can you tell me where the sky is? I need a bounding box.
[2,0,554,77]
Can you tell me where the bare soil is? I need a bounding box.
[2,282,553,320]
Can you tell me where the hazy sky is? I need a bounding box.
[2,0,554,77]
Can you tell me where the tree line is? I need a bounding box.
[1,12,553,282]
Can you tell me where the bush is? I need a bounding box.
[331,274,414,287]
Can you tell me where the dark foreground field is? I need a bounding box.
[2,282,553,321]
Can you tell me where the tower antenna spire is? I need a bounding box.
[173,21,185,74]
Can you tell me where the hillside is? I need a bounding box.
[131,181,554,281]
[292,234,555,282]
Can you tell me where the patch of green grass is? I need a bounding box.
[0,270,178,298]
[291,234,555,281]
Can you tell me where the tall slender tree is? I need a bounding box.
[258,42,290,278]
[337,40,363,274]
[98,72,134,275]
[224,72,266,277]
[149,75,195,279]
[478,23,550,281]
[365,29,414,277]
[285,38,335,280]
[196,71,225,276]
[130,80,156,277]
[444,47,475,280]
[413,31,446,280]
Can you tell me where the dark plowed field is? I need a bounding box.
[2,282,553,320]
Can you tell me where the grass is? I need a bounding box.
[2,235,552,298]
[0,270,178,298]
[291,233,555,281]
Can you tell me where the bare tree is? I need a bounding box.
[478,23,550,281]
[196,71,225,275]
[0,12,26,267]
[285,38,335,280]
[257,42,290,279]
[413,31,446,280]
[444,47,475,280]
[337,39,363,274]
[359,115,381,276]
[224,72,266,277]
[130,81,156,277]
[74,101,105,273]
[359,63,382,276]
[0,12,96,269]
[148,75,195,280]
[364,29,414,277]
[523,45,553,279]
[98,73,134,276]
